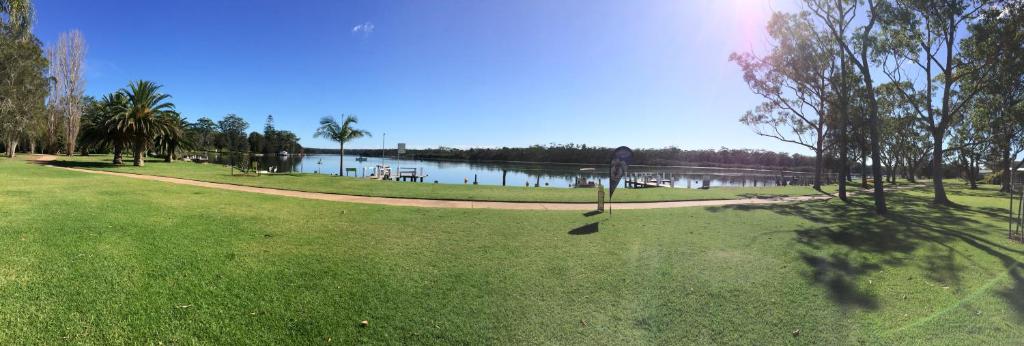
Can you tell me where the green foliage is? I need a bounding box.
[190,117,217,150]
[0,22,47,157]
[216,114,248,153]
[154,110,192,162]
[314,114,369,172]
[107,80,175,166]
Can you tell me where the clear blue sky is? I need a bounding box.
[33,0,805,152]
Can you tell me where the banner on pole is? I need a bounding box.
[608,146,633,199]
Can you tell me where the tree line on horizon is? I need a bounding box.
[336,144,824,171]
[731,0,1024,214]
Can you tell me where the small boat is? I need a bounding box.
[279,150,289,156]
[356,156,368,162]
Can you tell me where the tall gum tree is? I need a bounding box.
[875,0,993,204]
[49,30,86,156]
[806,0,888,213]
[0,8,47,158]
[961,2,1024,192]
[731,11,836,190]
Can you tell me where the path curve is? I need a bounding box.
[32,155,832,210]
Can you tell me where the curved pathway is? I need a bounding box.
[32,155,833,210]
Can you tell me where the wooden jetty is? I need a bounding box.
[396,167,428,182]
[625,173,674,188]
[369,165,391,180]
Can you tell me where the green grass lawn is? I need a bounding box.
[50,155,834,203]
[2,156,1022,344]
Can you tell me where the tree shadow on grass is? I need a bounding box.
[45,160,117,169]
[569,223,599,235]
[802,254,881,309]
[707,189,1024,316]
[736,193,795,199]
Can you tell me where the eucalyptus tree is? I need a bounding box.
[314,115,370,174]
[48,30,86,156]
[191,116,217,151]
[0,24,47,158]
[951,107,989,189]
[0,0,33,32]
[872,0,995,204]
[961,2,1024,192]
[878,82,930,183]
[805,0,888,213]
[217,114,248,153]
[109,80,174,166]
[731,11,837,190]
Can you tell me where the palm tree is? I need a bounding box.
[314,115,370,174]
[82,92,131,164]
[108,80,174,166]
[155,111,191,162]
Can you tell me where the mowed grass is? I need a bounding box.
[51,155,829,203]
[2,156,1023,344]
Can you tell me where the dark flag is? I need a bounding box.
[608,146,633,199]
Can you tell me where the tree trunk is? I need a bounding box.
[1002,146,1013,193]
[837,49,849,201]
[165,143,175,163]
[861,151,868,189]
[339,143,344,176]
[931,135,948,204]
[969,155,978,189]
[887,163,895,183]
[133,140,145,167]
[5,140,16,158]
[813,146,823,190]
[29,140,35,155]
[113,143,124,165]
[864,90,886,214]
[906,161,916,183]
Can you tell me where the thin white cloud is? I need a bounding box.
[352,22,375,35]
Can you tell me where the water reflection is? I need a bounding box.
[205,153,821,188]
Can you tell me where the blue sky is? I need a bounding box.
[33,0,805,152]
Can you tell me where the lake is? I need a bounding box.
[209,153,818,188]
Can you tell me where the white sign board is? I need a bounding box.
[397,143,406,154]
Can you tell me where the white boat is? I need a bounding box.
[279,151,289,156]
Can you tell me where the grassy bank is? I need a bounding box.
[49,155,834,203]
[2,156,1021,343]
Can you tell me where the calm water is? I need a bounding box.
[208,153,818,188]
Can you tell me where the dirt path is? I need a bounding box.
[31,155,834,210]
